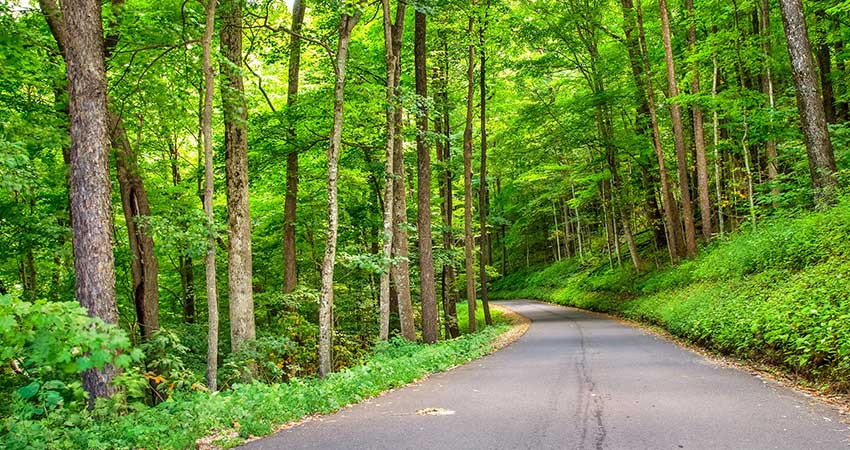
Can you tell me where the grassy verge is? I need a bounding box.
[3,303,512,450]
[492,200,850,393]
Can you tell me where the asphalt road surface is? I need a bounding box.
[241,300,850,450]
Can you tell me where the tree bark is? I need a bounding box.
[283,0,306,294]
[463,11,477,333]
[109,113,160,341]
[478,3,492,327]
[778,0,839,207]
[220,0,256,353]
[686,0,713,240]
[57,0,120,404]
[201,0,219,391]
[658,0,697,257]
[414,11,439,343]
[760,0,781,205]
[319,10,359,377]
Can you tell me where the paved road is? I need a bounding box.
[242,300,850,450]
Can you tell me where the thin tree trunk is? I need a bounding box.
[415,11,438,343]
[170,141,196,323]
[760,0,781,205]
[283,0,306,294]
[553,203,562,261]
[109,114,160,341]
[463,11,477,333]
[778,0,839,207]
[686,0,713,240]
[658,0,697,257]
[54,0,120,404]
[814,7,837,124]
[200,0,219,391]
[572,182,584,262]
[712,55,725,238]
[478,0,492,327]
[319,10,359,377]
[220,0,256,354]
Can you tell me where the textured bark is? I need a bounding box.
[636,0,684,263]
[201,0,219,391]
[463,12,477,333]
[414,11,439,343]
[57,0,120,404]
[283,0,306,294]
[686,0,712,240]
[319,11,359,378]
[778,0,839,207]
[109,113,160,340]
[220,0,256,353]
[658,0,697,257]
[478,4,492,327]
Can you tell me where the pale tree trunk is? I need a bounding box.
[414,10,439,343]
[686,0,713,240]
[201,0,219,391]
[712,55,725,237]
[778,0,838,207]
[51,0,120,405]
[478,2,492,327]
[658,0,697,257]
[283,0,306,294]
[636,0,685,263]
[319,10,359,378]
[220,0,256,353]
[378,0,396,341]
[760,0,781,205]
[109,114,160,341]
[463,11,477,333]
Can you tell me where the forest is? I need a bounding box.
[1,0,849,446]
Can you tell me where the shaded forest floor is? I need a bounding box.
[491,198,850,395]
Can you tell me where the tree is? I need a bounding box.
[318,7,360,378]
[415,9,439,343]
[283,0,306,294]
[220,0,256,353]
[463,7,477,332]
[478,0,492,327]
[777,0,838,207]
[686,0,712,240]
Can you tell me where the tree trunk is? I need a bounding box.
[636,0,684,263]
[170,141,196,323]
[414,11,439,343]
[712,55,725,237]
[478,3,492,327]
[760,0,781,205]
[283,0,306,294]
[201,0,219,391]
[220,0,256,353]
[778,0,839,207]
[658,0,697,257]
[463,11,477,333]
[319,10,359,378]
[56,0,120,405]
[814,7,837,124]
[686,0,713,240]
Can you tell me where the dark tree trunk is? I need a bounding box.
[463,11,477,333]
[414,11,439,343]
[778,0,839,207]
[283,0,306,294]
[220,0,256,353]
[686,0,713,240]
[814,7,837,124]
[478,3,492,327]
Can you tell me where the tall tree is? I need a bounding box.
[200,0,219,392]
[318,8,360,378]
[463,7,477,333]
[778,0,839,207]
[220,0,256,352]
[686,0,713,240]
[415,9,439,343]
[283,0,306,294]
[658,0,697,257]
[478,0,492,327]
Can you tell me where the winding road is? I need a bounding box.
[242,300,850,450]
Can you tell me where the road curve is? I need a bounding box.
[241,300,849,450]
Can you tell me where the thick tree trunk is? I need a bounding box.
[778,0,839,207]
[686,0,713,240]
[658,0,697,257]
[414,11,439,343]
[201,0,219,391]
[109,114,160,341]
[478,4,492,327]
[220,0,256,353]
[283,0,306,294]
[463,12,477,333]
[319,11,359,377]
[636,0,685,263]
[57,0,120,405]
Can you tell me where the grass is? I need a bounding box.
[2,304,511,450]
[492,199,850,392]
